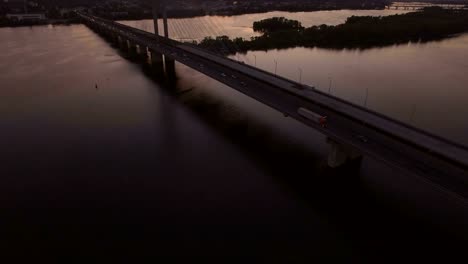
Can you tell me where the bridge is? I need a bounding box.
[386,4,468,10]
[76,3,468,198]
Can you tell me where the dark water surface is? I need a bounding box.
[0,21,466,261]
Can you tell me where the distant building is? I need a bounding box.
[6,13,46,21]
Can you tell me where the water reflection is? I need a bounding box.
[120,9,410,41]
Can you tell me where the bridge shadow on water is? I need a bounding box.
[135,48,466,263]
[169,91,467,263]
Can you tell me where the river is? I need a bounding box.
[0,9,466,260]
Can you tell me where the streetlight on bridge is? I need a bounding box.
[298,67,302,84]
[274,59,277,75]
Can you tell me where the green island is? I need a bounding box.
[196,7,468,54]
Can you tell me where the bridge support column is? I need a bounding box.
[327,138,362,168]
[150,50,163,64]
[100,28,108,37]
[95,26,102,34]
[150,50,165,76]
[137,45,148,62]
[109,32,118,45]
[102,29,109,39]
[117,36,127,51]
[106,31,116,44]
[113,34,120,47]
[127,40,138,58]
[164,57,175,78]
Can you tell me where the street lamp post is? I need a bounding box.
[409,105,416,124]
[274,59,277,75]
[364,88,369,107]
[298,67,302,84]
[253,54,256,67]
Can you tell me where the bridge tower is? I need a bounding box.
[150,0,164,74]
[152,0,174,77]
[151,0,169,39]
[162,0,169,38]
[152,0,160,36]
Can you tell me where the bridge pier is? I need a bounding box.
[110,32,119,46]
[164,57,176,78]
[94,25,102,34]
[100,27,107,35]
[137,45,148,62]
[327,138,362,168]
[103,28,110,36]
[150,50,163,64]
[150,50,165,75]
[105,30,117,44]
[127,40,138,58]
[117,36,127,51]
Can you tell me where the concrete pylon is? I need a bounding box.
[137,45,148,62]
[127,40,137,58]
[150,50,163,64]
[164,57,175,77]
[111,33,119,46]
[327,138,362,168]
[150,50,165,76]
[118,36,127,51]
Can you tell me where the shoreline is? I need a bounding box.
[0,7,385,28]
[96,6,387,21]
[196,8,468,53]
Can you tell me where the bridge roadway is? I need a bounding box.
[79,13,468,198]
[386,5,468,10]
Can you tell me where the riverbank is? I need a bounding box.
[196,7,468,53]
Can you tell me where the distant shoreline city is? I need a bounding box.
[1,0,467,27]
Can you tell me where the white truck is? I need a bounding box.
[298,107,327,128]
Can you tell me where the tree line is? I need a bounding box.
[196,7,468,54]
